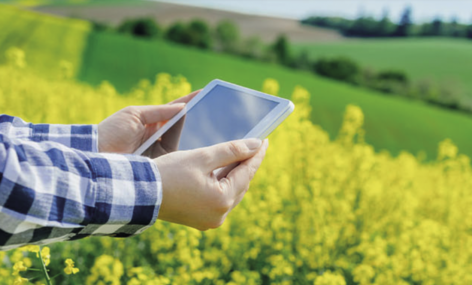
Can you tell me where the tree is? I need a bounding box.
[421,17,443,36]
[164,20,212,49]
[448,17,462,37]
[294,50,311,70]
[165,22,189,44]
[313,57,360,83]
[240,36,263,59]
[186,19,212,49]
[377,70,409,84]
[431,17,444,36]
[394,7,413,37]
[272,35,291,65]
[376,12,396,37]
[345,17,379,37]
[467,23,472,39]
[117,18,162,39]
[215,20,240,53]
[91,21,112,32]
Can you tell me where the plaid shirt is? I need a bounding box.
[0,115,162,251]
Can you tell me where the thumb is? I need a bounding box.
[135,103,186,125]
[200,139,263,172]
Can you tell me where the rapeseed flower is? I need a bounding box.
[0,55,471,284]
[64,259,80,275]
[40,247,50,266]
[12,262,27,276]
[23,245,40,257]
[12,276,29,285]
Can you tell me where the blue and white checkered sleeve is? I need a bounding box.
[0,115,98,153]
[0,134,162,251]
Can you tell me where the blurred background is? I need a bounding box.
[2,0,471,159]
[2,0,472,159]
[2,1,472,284]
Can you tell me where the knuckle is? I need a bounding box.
[219,178,231,193]
[123,105,138,114]
[227,141,244,157]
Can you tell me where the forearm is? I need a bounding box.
[0,115,98,152]
[0,135,161,251]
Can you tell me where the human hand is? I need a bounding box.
[98,91,200,154]
[155,138,269,231]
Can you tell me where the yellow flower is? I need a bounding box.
[438,138,458,160]
[23,245,40,257]
[64,259,80,275]
[12,261,27,276]
[40,247,50,266]
[23,258,32,268]
[13,276,29,285]
[262,78,280,96]
[5,47,27,68]
[314,271,346,285]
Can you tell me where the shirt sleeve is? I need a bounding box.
[0,115,99,153]
[0,134,162,251]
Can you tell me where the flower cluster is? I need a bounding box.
[0,53,472,284]
[64,259,80,275]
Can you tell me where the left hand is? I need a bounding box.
[98,90,200,154]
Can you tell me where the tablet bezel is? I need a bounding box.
[133,79,294,155]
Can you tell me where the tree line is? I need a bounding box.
[91,17,470,114]
[302,7,472,38]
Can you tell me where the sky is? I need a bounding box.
[156,0,472,24]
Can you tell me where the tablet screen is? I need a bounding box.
[170,85,279,151]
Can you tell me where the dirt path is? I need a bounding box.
[32,1,344,43]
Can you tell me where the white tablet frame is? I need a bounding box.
[133,79,295,155]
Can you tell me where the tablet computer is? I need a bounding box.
[133,79,294,156]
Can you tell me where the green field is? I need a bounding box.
[2,5,472,160]
[0,4,90,76]
[77,32,472,159]
[294,38,472,97]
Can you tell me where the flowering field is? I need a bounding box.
[1,50,472,285]
[0,4,90,77]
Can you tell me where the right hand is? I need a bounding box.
[154,138,269,231]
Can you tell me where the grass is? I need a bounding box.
[294,38,472,98]
[78,32,472,159]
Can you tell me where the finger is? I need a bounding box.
[135,104,185,125]
[202,139,263,172]
[222,139,269,199]
[168,90,201,104]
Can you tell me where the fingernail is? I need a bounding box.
[264,139,269,149]
[170,103,186,107]
[245,138,262,150]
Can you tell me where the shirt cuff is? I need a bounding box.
[32,124,99,153]
[71,153,162,239]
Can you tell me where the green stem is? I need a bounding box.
[38,246,52,285]
[28,275,42,282]
[27,268,42,272]
[50,273,62,280]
